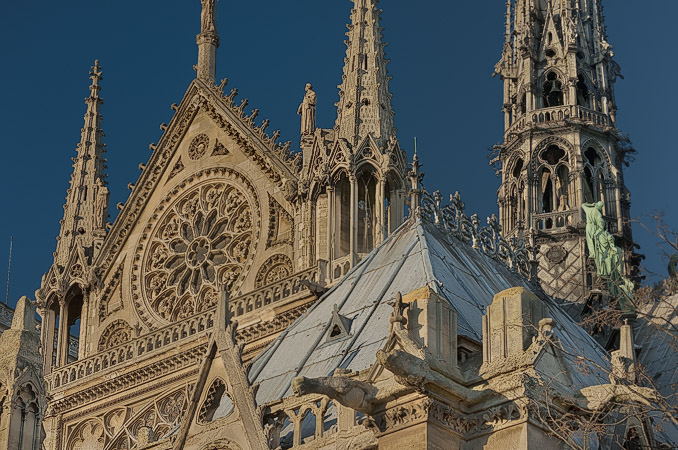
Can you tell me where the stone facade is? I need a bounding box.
[1,0,671,449]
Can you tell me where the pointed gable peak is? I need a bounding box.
[334,0,395,148]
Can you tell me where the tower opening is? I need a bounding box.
[334,172,351,259]
[540,168,554,213]
[541,145,565,165]
[543,72,564,107]
[576,74,590,107]
[357,169,377,255]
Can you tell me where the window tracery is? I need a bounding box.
[134,169,259,327]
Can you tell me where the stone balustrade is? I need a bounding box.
[45,267,319,391]
[533,209,578,231]
[506,105,610,137]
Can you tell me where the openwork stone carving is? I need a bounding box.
[134,168,260,326]
[419,189,533,278]
[255,254,293,289]
[198,378,234,423]
[98,320,133,351]
[188,133,210,160]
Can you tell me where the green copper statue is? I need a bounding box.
[582,201,634,312]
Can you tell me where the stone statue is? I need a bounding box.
[297,83,316,135]
[200,0,216,33]
[583,201,634,310]
[556,177,568,212]
[94,178,109,230]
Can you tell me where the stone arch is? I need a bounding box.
[198,378,234,423]
[98,320,133,351]
[581,138,613,176]
[255,254,293,289]
[541,69,566,107]
[530,136,573,174]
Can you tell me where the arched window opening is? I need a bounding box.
[540,168,553,213]
[64,286,84,364]
[334,173,351,259]
[623,428,643,450]
[357,170,378,255]
[16,384,38,450]
[509,185,518,230]
[540,145,565,165]
[543,72,564,107]
[299,408,316,444]
[597,172,606,205]
[512,158,524,179]
[585,147,602,167]
[556,166,570,211]
[547,32,553,45]
[583,167,595,203]
[520,93,526,115]
[384,180,393,239]
[576,74,590,107]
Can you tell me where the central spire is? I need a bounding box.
[334,0,395,148]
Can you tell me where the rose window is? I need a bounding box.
[141,181,254,322]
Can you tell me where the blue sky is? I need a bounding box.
[0,1,675,308]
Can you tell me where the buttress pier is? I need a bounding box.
[492,0,638,305]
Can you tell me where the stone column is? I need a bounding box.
[56,298,67,367]
[327,186,335,266]
[78,288,90,360]
[376,179,385,244]
[40,306,54,374]
[349,174,357,265]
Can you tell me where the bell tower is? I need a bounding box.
[493,0,636,305]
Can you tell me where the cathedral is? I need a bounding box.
[0,1,675,449]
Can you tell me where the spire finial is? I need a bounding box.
[89,60,103,98]
[334,0,395,147]
[196,0,220,83]
[408,144,423,211]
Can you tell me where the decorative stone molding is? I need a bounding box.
[254,254,293,289]
[97,320,133,352]
[266,194,294,249]
[98,262,124,322]
[188,133,210,160]
[419,189,534,279]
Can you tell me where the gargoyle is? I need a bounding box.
[291,375,378,415]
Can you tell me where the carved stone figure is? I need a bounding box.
[297,83,316,135]
[200,0,216,33]
[94,178,109,230]
[291,375,377,414]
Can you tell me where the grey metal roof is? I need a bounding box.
[249,216,612,406]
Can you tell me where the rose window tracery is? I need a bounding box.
[138,173,259,324]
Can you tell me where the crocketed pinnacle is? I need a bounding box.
[334,0,395,148]
[54,60,109,267]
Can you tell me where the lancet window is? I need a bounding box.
[537,145,570,214]
[16,384,39,450]
[543,71,564,107]
[582,145,608,209]
[43,285,84,371]
[505,158,525,232]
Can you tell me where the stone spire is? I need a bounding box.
[54,60,109,267]
[334,0,395,148]
[493,0,636,306]
[196,0,219,83]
